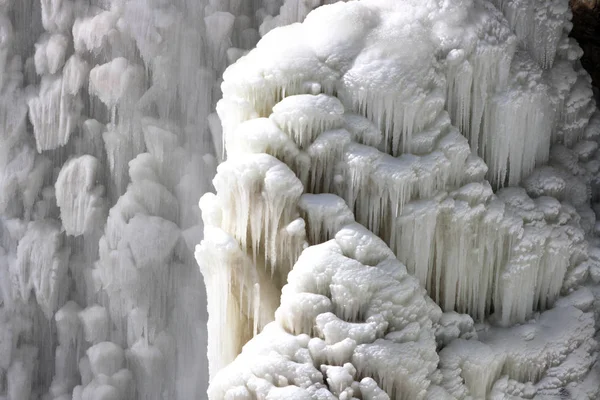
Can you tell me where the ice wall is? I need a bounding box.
[198,0,600,398]
[1,0,599,399]
[0,0,284,398]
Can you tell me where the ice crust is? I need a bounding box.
[198,0,600,399]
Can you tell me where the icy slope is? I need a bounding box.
[197,0,600,398]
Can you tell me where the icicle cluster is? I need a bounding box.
[199,0,600,398]
[196,154,307,381]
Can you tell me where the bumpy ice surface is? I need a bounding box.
[197,0,600,399]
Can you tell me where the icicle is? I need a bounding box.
[28,75,82,153]
[483,52,554,187]
[489,0,571,69]
[11,220,70,319]
[270,94,345,150]
[88,58,145,110]
[307,129,352,194]
[55,156,107,236]
[438,340,506,399]
[394,199,440,288]
[352,337,438,400]
[51,301,83,398]
[212,153,304,271]
[298,193,354,245]
[344,113,382,148]
[78,305,109,345]
[226,117,299,167]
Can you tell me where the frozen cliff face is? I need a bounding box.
[197,0,600,399]
[0,0,599,399]
[0,0,280,399]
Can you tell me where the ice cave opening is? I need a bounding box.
[1,0,600,399]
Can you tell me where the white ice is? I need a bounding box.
[2,0,600,399]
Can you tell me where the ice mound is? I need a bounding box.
[206,223,445,400]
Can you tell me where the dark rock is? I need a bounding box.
[570,0,600,90]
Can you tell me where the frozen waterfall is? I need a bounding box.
[1,0,600,399]
[0,0,269,398]
[199,0,600,399]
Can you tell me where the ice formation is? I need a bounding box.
[0,0,272,399]
[196,0,600,399]
[1,0,600,399]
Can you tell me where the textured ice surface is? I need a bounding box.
[0,0,265,399]
[2,0,600,399]
[198,0,600,399]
